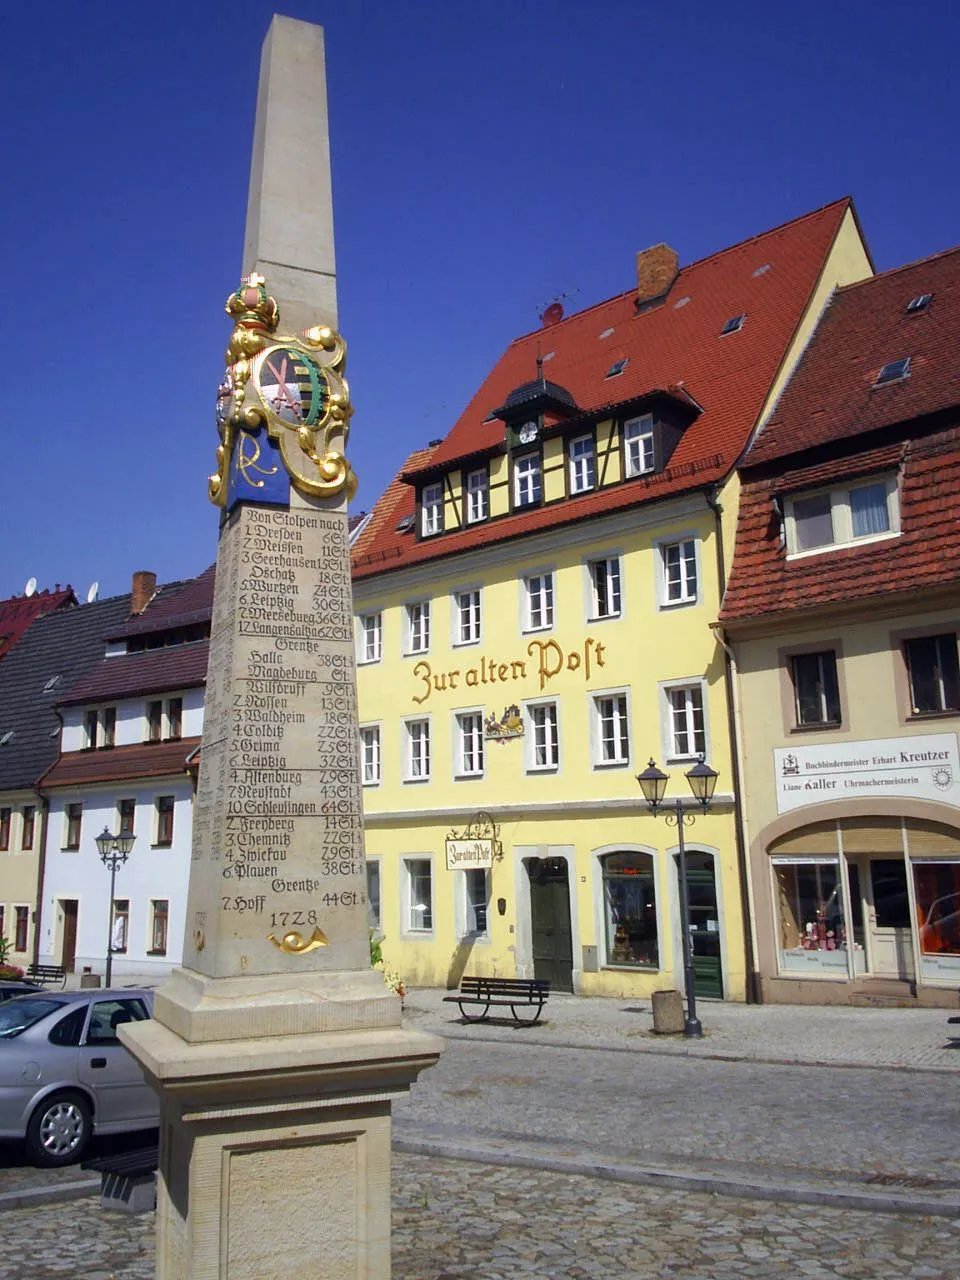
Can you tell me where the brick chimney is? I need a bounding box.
[130,570,157,615]
[636,243,679,309]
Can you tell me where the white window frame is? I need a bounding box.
[661,678,709,762]
[457,867,491,939]
[359,723,382,786]
[452,588,482,647]
[591,688,631,768]
[586,555,622,621]
[466,468,489,523]
[402,856,434,936]
[785,474,900,559]
[514,453,542,507]
[421,483,443,537]
[568,434,596,494]
[657,535,700,608]
[454,710,485,778]
[403,716,431,782]
[522,571,555,632]
[524,698,560,772]
[366,859,382,930]
[404,600,431,655]
[624,414,655,478]
[356,612,382,664]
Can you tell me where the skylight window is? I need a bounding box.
[752,264,771,277]
[395,514,416,534]
[906,294,932,314]
[0,731,12,746]
[875,358,911,387]
[605,358,628,378]
[673,296,690,309]
[43,674,62,693]
[542,351,556,362]
[599,327,615,340]
[720,314,746,336]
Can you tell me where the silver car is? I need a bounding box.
[0,989,159,1166]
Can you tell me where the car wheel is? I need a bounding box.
[25,1092,92,1167]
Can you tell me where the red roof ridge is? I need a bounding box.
[351,444,439,563]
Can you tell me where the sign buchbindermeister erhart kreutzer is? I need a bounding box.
[121,18,440,1280]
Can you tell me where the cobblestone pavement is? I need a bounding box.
[0,1154,958,1280]
[402,986,960,1072]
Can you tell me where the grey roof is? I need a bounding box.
[0,593,133,791]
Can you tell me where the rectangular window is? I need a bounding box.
[360,726,381,785]
[454,589,481,646]
[527,701,559,770]
[84,709,99,749]
[421,483,443,537]
[905,634,960,715]
[405,858,433,933]
[914,860,960,980]
[568,434,596,493]
[367,861,381,929]
[111,900,129,953]
[20,806,35,851]
[624,414,655,477]
[405,602,430,655]
[166,698,182,741]
[358,613,382,664]
[667,685,706,759]
[523,573,554,631]
[405,719,431,781]
[594,694,630,766]
[118,798,136,837]
[65,803,82,851]
[155,796,175,847]
[147,700,163,743]
[102,706,117,748]
[793,492,834,551]
[787,475,898,555]
[791,652,841,726]
[456,712,485,777]
[14,906,28,953]
[464,868,489,936]
[0,906,4,939]
[773,857,848,975]
[514,453,542,508]
[149,900,169,955]
[661,539,698,605]
[0,807,9,851]
[588,557,622,620]
[466,468,489,523]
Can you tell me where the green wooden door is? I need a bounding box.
[684,854,723,1000]
[529,859,573,991]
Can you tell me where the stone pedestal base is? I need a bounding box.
[123,1011,442,1280]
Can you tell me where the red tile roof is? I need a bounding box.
[0,587,76,662]
[352,199,855,580]
[747,245,960,467]
[720,428,960,623]
[59,641,209,706]
[107,565,215,640]
[38,737,201,789]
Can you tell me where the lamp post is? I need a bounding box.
[636,757,719,1040]
[95,827,135,987]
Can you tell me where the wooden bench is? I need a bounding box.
[82,1144,158,1214]
[443,976,550,1025]
[25,963,67,988]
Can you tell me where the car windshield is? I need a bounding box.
[0,997,67,1038]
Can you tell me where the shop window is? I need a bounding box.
[454,589,481,646]
[111,900,129,954]
[462,868,489,936]
[65,803,82,851]
[914,861,960,979]
[149,900,169,955]
[404,858,433,933]
[360,726,381,786]
[367,860,381,930]
[155,796,175,847]
[14,907,29,953]
[602,852,659,969]
[523,573,554,631]
[357,612,382,664]
[773,858,850,975]
[791,651,841,726]
[0,807,9,851]
[20,806,35,851]
[905,633,960,715]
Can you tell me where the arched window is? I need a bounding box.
[602,852,658,968]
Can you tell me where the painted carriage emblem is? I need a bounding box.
[933,766,953,791]
[781,752,800,776]
[484,704,523,742]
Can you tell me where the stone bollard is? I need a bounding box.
[652,989,685,1034]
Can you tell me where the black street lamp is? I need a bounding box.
[95,827,136,987]
[636,757,719,1039]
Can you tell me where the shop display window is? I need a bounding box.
[913,860,960,981]
[602,852,659,969]
[773,857,854,975]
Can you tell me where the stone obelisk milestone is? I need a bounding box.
[122,18,441,1280]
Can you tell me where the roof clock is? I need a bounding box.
[518,421,539,446]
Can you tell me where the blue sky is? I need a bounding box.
[3,0,958,600]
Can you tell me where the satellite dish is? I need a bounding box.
[24,577,37,598]
[86,581,99,604]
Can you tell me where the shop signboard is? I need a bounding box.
[774,732,960,815]
[445,838,494,870]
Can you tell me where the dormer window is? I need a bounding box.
[568,434,596,494]
[466,468,489,523]
[514,454,542,509]
[786,475,899,557]
[624,415,655,477]
[421,483,443,537]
